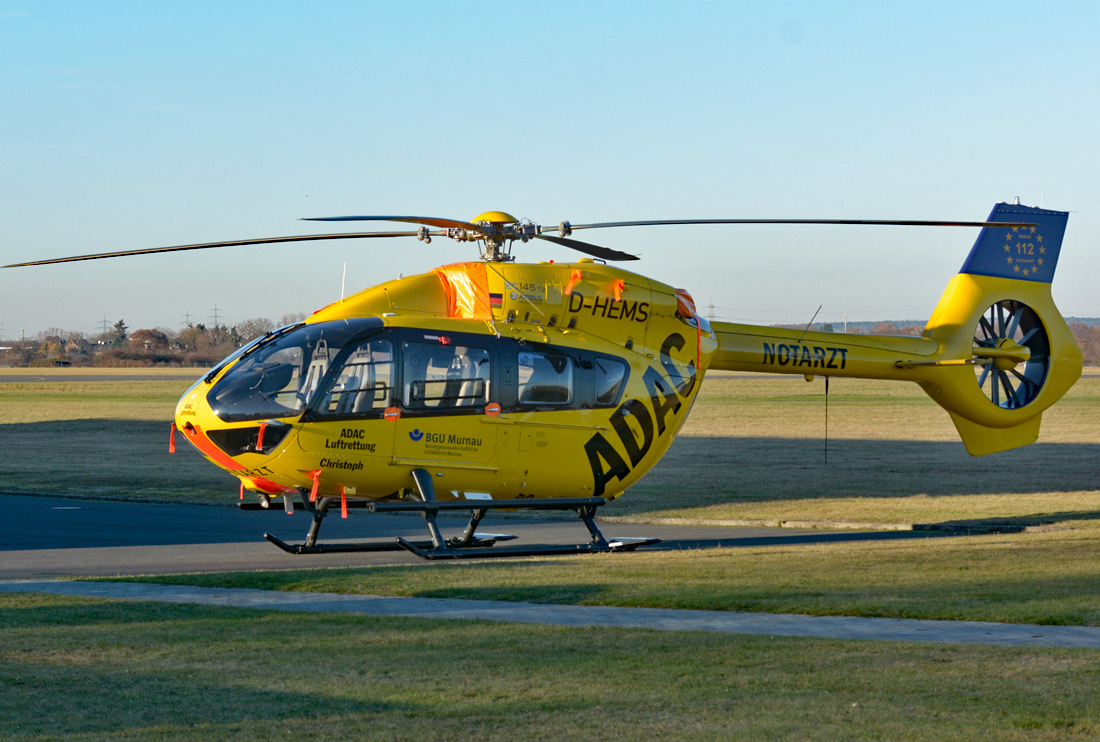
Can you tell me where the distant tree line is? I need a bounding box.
[0,313,308,368]
[3,313,1097,366]
[771,321,925,336]
[1068,322,1100,365]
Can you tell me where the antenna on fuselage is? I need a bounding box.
[797,305,823,345]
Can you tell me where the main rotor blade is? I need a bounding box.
[2,231,424,268]
[534,234,639,261]
[302,215,484,231]
[564,218,1036,230]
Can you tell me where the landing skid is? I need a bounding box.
[249,468,659,559]
[263,532,516,555]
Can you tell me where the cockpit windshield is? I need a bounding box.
[207,318,381,423]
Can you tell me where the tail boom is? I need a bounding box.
[711,323,940,382]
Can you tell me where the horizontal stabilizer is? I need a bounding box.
[947,411,1042,456]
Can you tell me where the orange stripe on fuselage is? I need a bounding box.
[247,476,294,495]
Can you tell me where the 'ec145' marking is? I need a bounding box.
[763,343,847,369]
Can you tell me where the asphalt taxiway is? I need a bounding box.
[1,493,948,579]
[9,493,1096,648]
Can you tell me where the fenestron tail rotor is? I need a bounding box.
[971,300,1050,409]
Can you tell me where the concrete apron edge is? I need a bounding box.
[597,515,1029,534]
[2,580,1097,649]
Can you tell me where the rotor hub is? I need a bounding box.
[991,338,1028,370]
[471,211,518,225]
[467,212,527,262]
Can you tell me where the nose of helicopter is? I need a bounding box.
[175,378,207,425]
[172,377,295,472]
[172,378,233,461]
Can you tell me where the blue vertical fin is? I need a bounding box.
[960,202,1068,284]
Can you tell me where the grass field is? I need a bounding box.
[620,370,1100,525]
[2,593,1097,741]
[126,521,1100,625]
[1,367,1096,524]
[3,368,1097,627]
[0,369,238,501]
[3,368,1100,739]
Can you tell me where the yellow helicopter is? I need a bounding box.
[5,202,1082,558]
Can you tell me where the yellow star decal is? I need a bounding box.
[1012,226,1019,232]
[1037,234,1043,242]
[1006,233,1012,240]
[1007,256,1013,264]
[1038,258,1043,266]
[1004,244,1011,252]
[1039,246,1046,254]
[1030,226,1037,233]
[1014,265,1021,273]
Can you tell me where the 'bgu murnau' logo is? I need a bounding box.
[408,429,482,448]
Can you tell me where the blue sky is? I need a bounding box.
[1,1,1097,339]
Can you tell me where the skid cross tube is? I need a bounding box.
[256,469,659,558]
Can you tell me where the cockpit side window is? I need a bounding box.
[403,341,490,410]
[594,358,628,406]
[207,318,379,423]
[313,337,394,418]
[517,351,573,405]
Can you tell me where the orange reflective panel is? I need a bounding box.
[565,269,583,295]
[434,262,492,319]
[675,288,697,319]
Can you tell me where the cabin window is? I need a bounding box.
[594,358,627,406]
[403,341,490,409]
[517,351,573,405]
[313,337,394,417]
